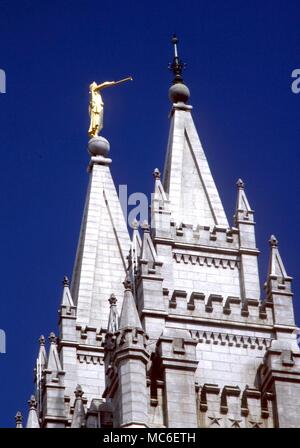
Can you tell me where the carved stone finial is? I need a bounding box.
[48,332,57,344]
[108,293,117,306]
[108,294,119,333]
[63,276,69,287]
[123,276,132,291]
[74,384,84,399]
[39,335,45,346]
[141,220,150,232]
[28,395,37,410]
[153,168,161,180]
[269,234,278,247]
[236,178,245,189]
[15,411,23,425]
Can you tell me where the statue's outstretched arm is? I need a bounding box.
[94,77,132,91]
[94,81,116,91]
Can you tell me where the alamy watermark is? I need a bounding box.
[119,185,149,228]
[0,69,6,93]
[291,69,300,94]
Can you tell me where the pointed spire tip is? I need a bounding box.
[141,220,150,232]
[48,332,57,344]
[28,395,37,410]
[63,275,69,287]
[269,235,278,247]
[153,168,161,180]
[108,293,117,306]
[123,274,132,291]
[236,178,245,188]
[15,411,22,421]
[75,384,84,398]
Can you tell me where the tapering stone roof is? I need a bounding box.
[119,281,142,330]
[70,150,130,329]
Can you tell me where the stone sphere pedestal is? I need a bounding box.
[168,83,190,104]
[88,136,110,158]
[87,136,112,171]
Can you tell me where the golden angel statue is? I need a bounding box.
[88,77,133,138]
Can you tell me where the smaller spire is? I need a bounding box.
[35,334,47,419]
[47,332,63,372]
[130,220,142,270]
[119,280,142,330]
[26,395,40,428]
[152,168,168,201]
[265,234,294,324]
[107,294,119,333]
[169,34,186,84]
[61,275,74,307]
[71,385,85,428]
[234,178,254,225]
[36,334,47,376]
[267,234,289,279]
[15,411,23,429]
[151,167,170,216]
[140,221,158,263]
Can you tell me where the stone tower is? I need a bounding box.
[20,36,300,428]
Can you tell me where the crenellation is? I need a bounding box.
[223,296,241,315]
[168,289,187,309]
[169,222,240,250]
[162,287,273,324]
[205,294,223,313]
[197,382,275,427]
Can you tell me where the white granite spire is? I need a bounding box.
[47,332,62,372]
[268,235,289,279]
[234,178,261,300]
[119,280,142,330]
[107,294,119,333]
[26,396,40,428]
[71,149,130,329]
[36,335,47,370]
[71,385,85,428]
[15,411,23,429]
[235,178,253,219]
[163,54,228,228]
[61,276,74,307]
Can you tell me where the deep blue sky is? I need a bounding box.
[0,0,299,427]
